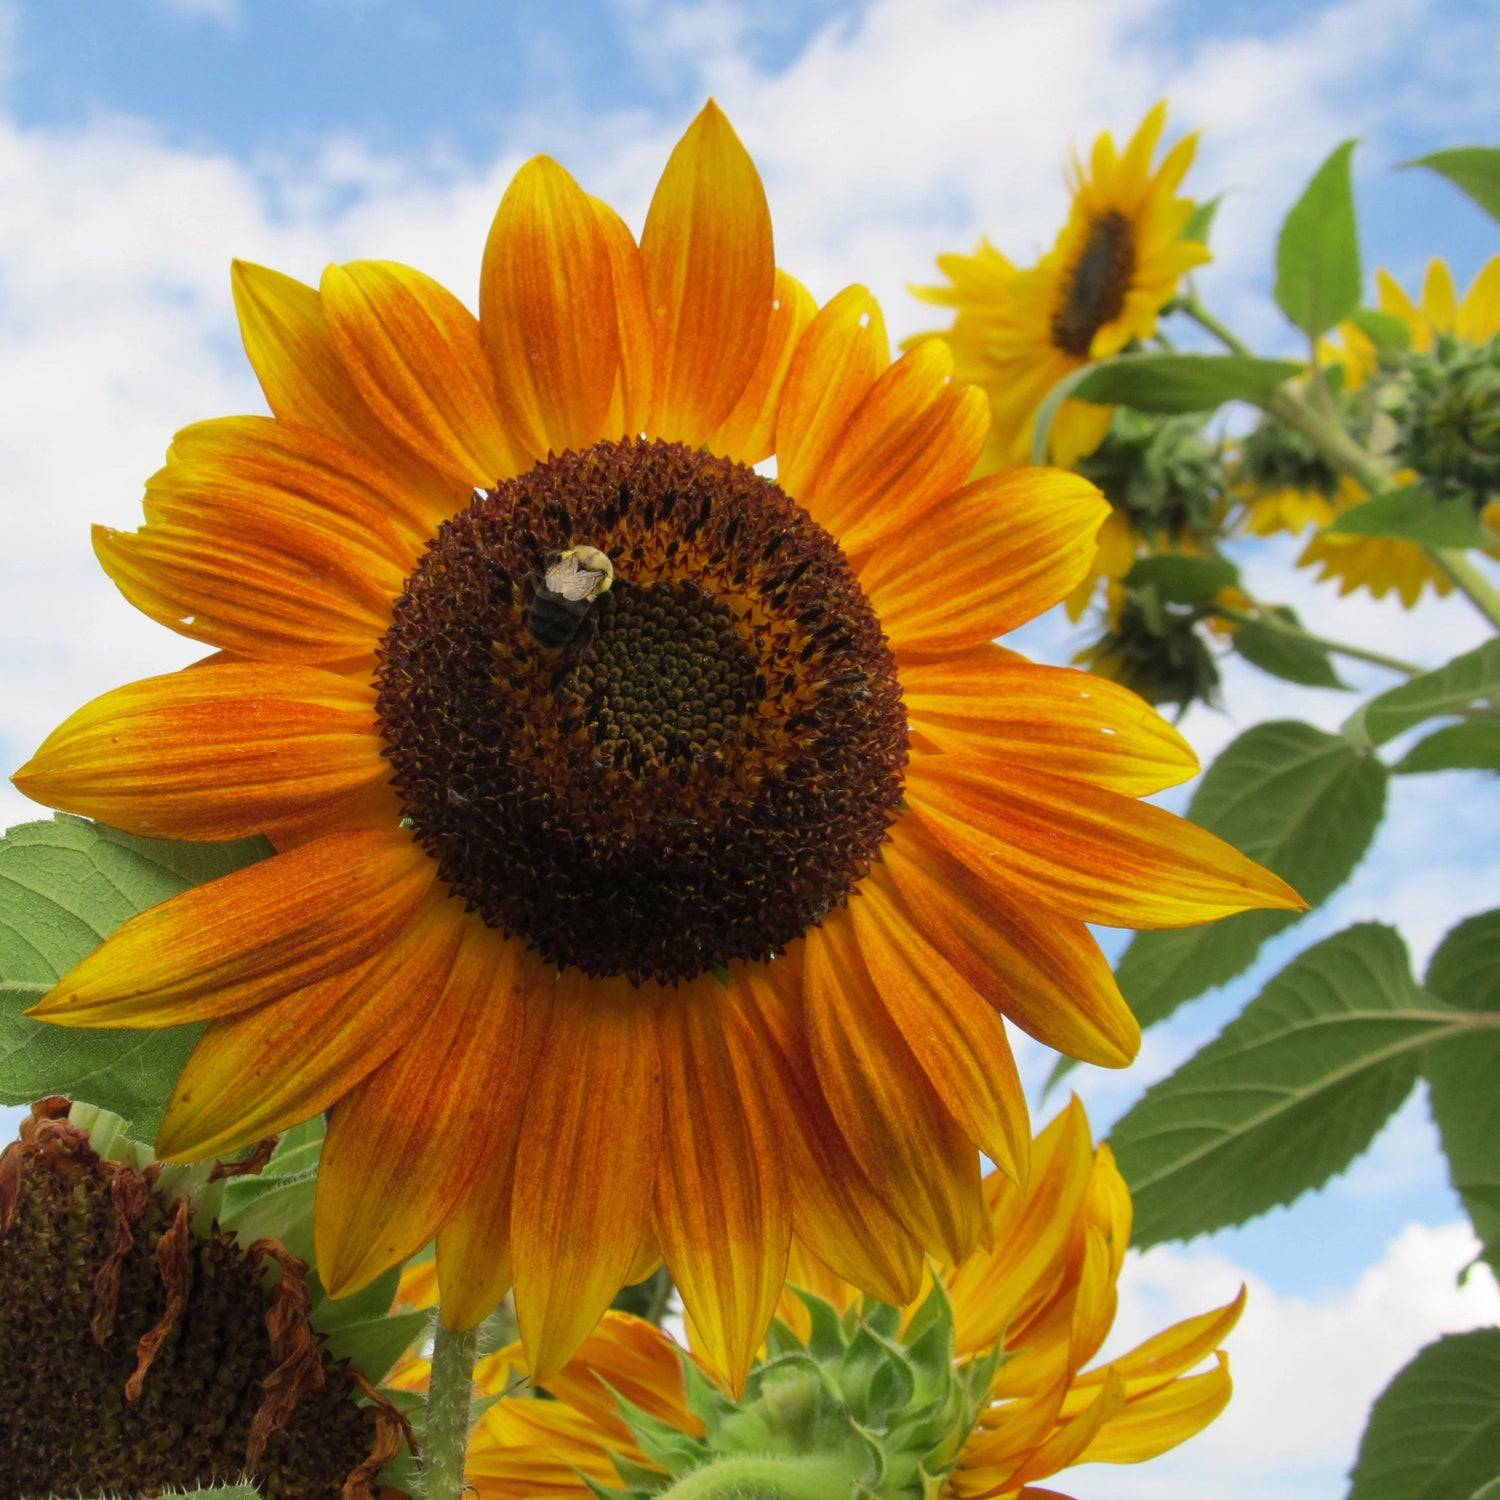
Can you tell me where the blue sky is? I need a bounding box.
[1,1,1497,1493]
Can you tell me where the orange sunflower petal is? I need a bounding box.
[1009,1371,1128,1488]
[848,869,1030,1185]
[775,284,889,504]
[29,828,434,1028]
[12,663,391,845]
[707,268,818,466]
[588,195,656,438]
[809,339,991,555]
[859,470,1109,659]
[802,909,986,1265]
[316,926,550,1300]
[735,960,925,1307]
[481,155,620,457]
[641,101,774,443]
[510,975,664,1381]
[1075,1354,1234,1464]
[155,891,463,1161]
[881,823,1138,1068]
[321,259,526,485]
[907,755,1305,928]
[652,985,791,1395]
[902,649,1199,796]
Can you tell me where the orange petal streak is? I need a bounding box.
[802,910,985,1264]
[30,828,435,1029]
[510,975,664,1381]
[811,339,991,556]
[775,285,888,505]
[13,663,391,846]
[907,756,1306,929]
[848,869,1030,1185]
[155,891,464,1161]
[435,1109,525,1334]
[321,260,526,486]
[881,824,1139,1068]
[902,649,1199,797]
[316,925,552,1301]
[652,986,791,1395]
[589,196,656,439]
[859,470,1109,659]
[640,102,775,443]
[481,156,620,457]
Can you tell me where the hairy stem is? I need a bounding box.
[423,1318,480,1500]
[660,1454,866,1500]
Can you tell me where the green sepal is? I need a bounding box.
[841,1324,917,1426]
[616,1383,714,1477]
[218,1165,318,1265]
[311,1261,401,1333]
[319,1308,430,1387]
[680,1351,740,1438]
[1347,307,1413,355]
[790,1286,851,1361]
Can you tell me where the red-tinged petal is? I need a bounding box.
[12,663,392,845]
[510,975,664,1381]
[155,892,464,1161]
[229,260,455,509]
[30,829,434,1028]
[735,960,924,1306]
[481,156,620,457]
[589,196,656,439]
[775,284,888,504]
[810,339,991,555]
[435,1110,525,1334]
[881,824,1138,1068]
[321,259,526,485]
[859,470,1109,658]
[467,1396,619,1494]
[652,985,790,1395]
[902,649,1199,796]
[907,755,1306,929]
[802,910,986,1265]
[707,268,817,466]
[641,102,774,443]
[317,926,551,1299]
[848,869,1030,1185]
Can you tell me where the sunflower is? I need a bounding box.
[912,101,1209,475]
[13,103,1299,1393]
[409,1097,1242,1499]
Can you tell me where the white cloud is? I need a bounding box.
[1082,1222,1500,1500]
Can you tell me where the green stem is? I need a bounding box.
[660,1454,865,1500]
[1175,290,1253,357]
[1213,606,1423,677]
[1430,549,1500,632]
[423,1318,479,1500]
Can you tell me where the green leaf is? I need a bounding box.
[219,1167,318,1265]
[1231,614,1348,689]
[1348,640,1500,747]
[0,816,269,1137]
[1180,195,1221,246]
[1069,353,1303,414]
[313,1261,402,1332]
[1347,307,1413,355]
[1124,553,1240,604]
[1275,139,1362,339]
[1110,924,1474,1246]
[1348,1328,1500,1500]
[1395,721,1500,774]
[1029,362,1105,465]
[1328,485,1488,548]
[1423,911,1500,1265]
[1113,722,1387,1031]
[1402,147,1500,228]
[263,1115,326,1176]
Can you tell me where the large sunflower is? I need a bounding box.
[409,1098,1242,1499]
[13,103,1298,1392]
[912,102,1208,474]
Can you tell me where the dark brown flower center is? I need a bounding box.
[1051,209,1136,357]
[376,437,908,985]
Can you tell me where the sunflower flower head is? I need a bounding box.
[0,1098,407,1499]
[13,101,1301,1393]
[1072,582,1224,714]
[442,1098,1242,1500]
[912,101,1209,471]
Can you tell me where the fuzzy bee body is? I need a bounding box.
[525,545,615,650]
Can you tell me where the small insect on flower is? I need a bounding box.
[524,545,615,651]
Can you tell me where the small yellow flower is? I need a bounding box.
[433,1099,1241,1500]
[913,102,1209,472]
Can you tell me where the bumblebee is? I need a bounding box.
[525,545,615,650]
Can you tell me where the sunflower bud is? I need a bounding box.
[1074,584,1222,713]
[1394,335,1500,502]
[0,1098,407,1500]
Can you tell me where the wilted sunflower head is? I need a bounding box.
[14,101,1300,1393]
[432,1098,1242,1500]
[0,1098,406,1500]
[911,100,1210,471]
